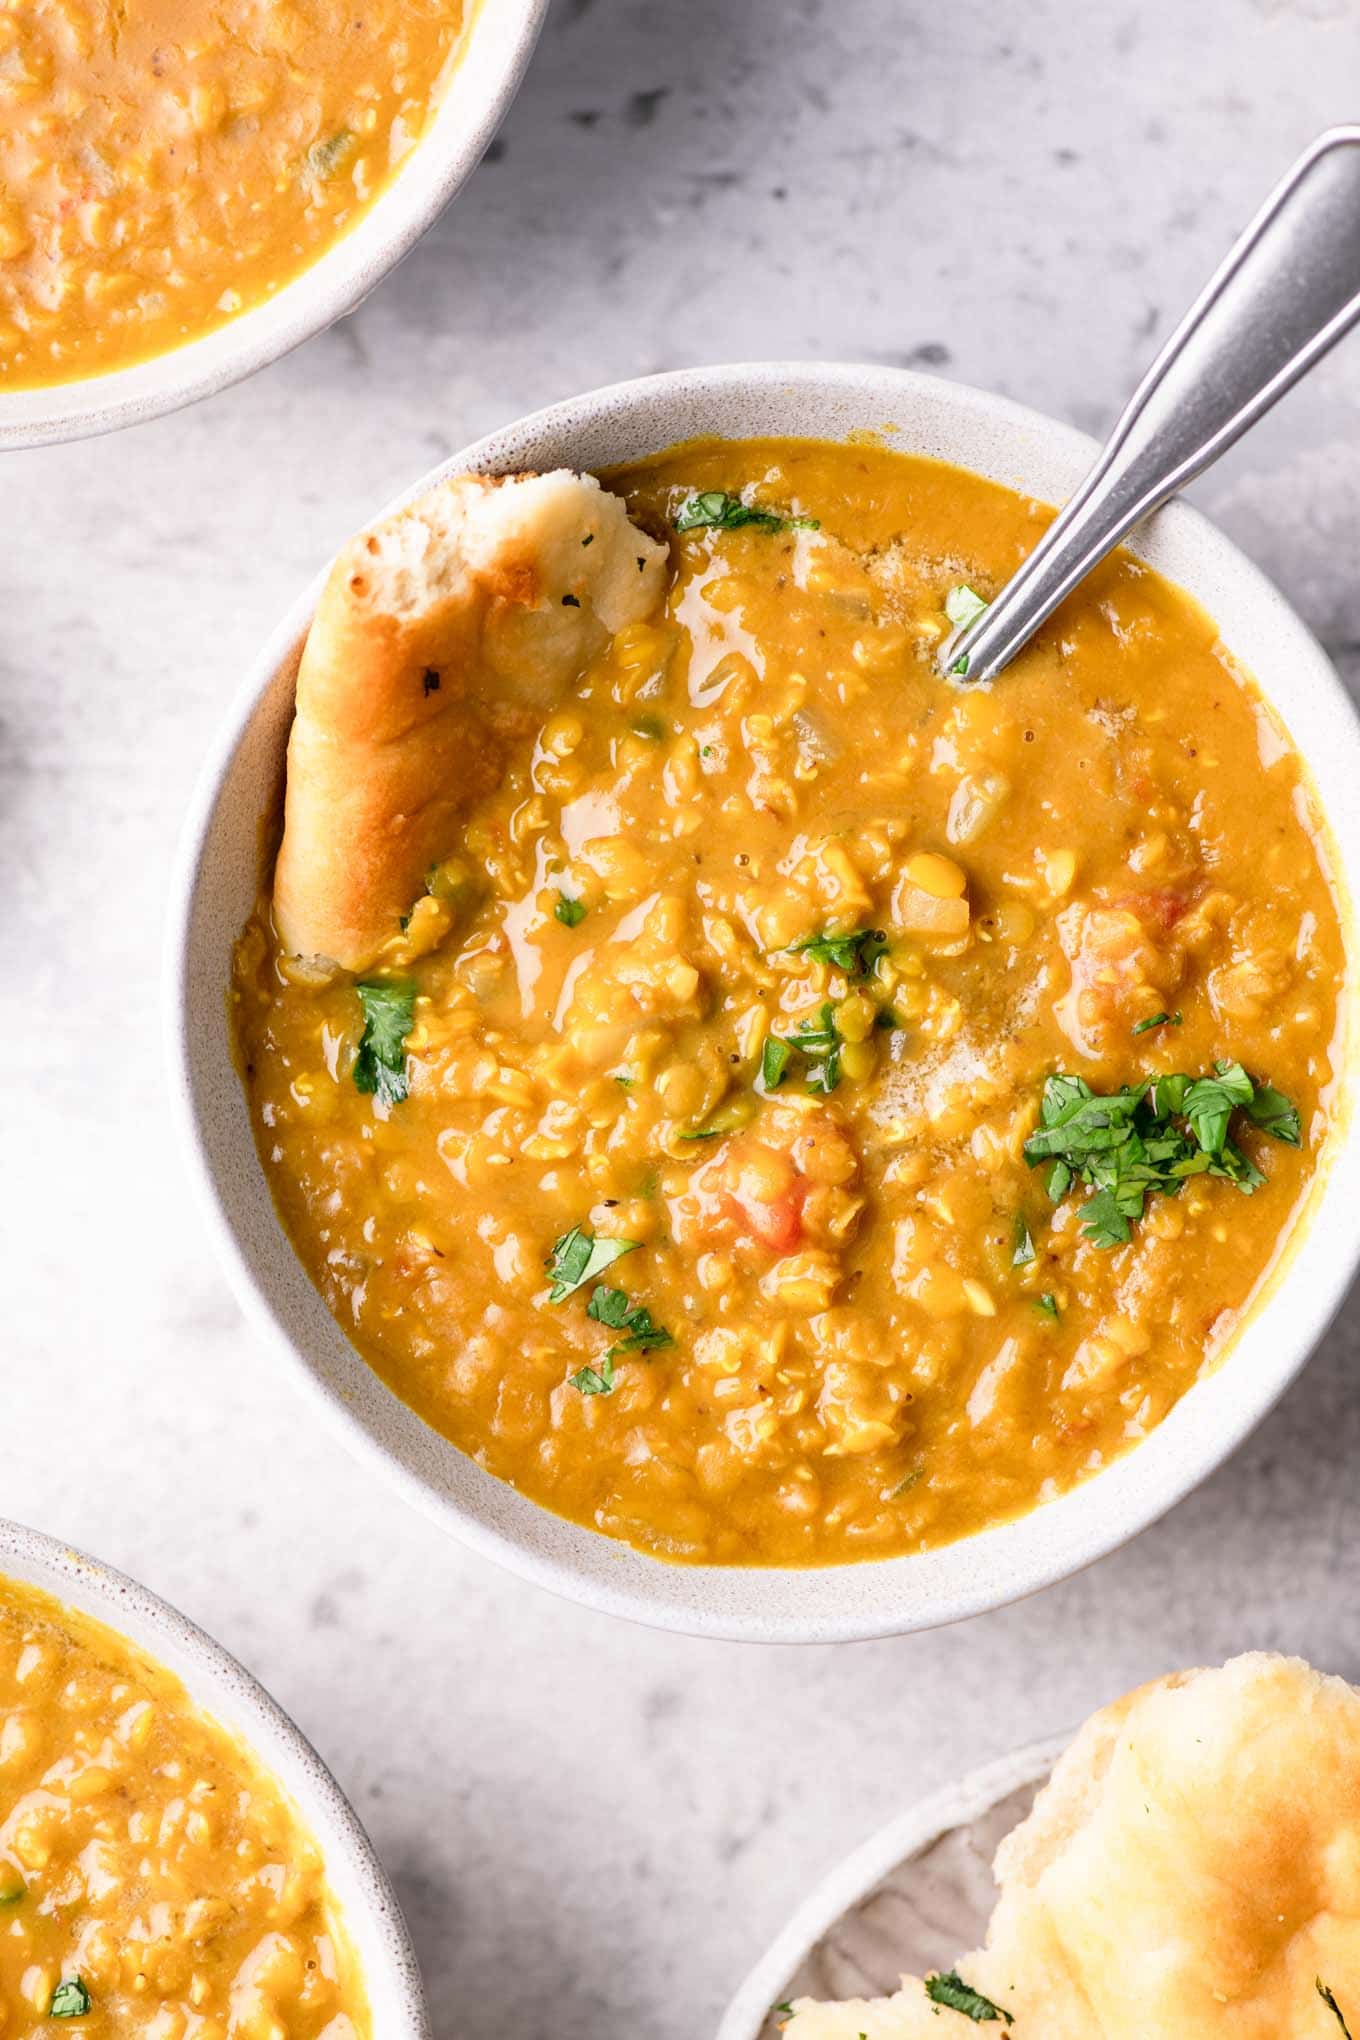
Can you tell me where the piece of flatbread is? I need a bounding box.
[273,469,668,972]
[779,1979,951,2037]
[788,1654,1360,2038]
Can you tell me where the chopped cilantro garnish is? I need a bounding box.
[1319,1980,1355,2038]
[1035,1293,1060,1320]
[630,713,666,740]
[569,1356,616,1395]
[352,981,415,1107]
[761,1036,792,1091]
[944,583,988,630]
[586,1284,673,1357]
[555,892,587,927]
[924,1971,1012,2024]
[788,927,888,977]
[760,1004,849,1093]
[49,1979,91,2020]
[673,490,819,535]
[773,2006,795,2024]
[944,583,988,676]
[1244,1081,1302,1147]
[545,1228,638,1302]
[0,1872,24,1906]
[1012,1215,1036,1267]
[1181,1059,1255,1156]
[788,1003,842,1093]
[1023,1061,1297,1246]
[1132,1009,1182,1035]
[676,1094,755,1143]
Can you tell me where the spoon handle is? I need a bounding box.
[944,124,1360,683]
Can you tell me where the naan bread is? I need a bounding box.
[788,1654,1360,2038]
[273,469,668,972]
[778,1980,948,2037]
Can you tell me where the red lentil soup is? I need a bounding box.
[233,439,1347,1566]
[0,0,471,387]
[0,1576,369,2036]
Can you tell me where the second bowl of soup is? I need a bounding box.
[169,364,1360,1640]
[0,1519,426,2038]
[0,0,546,446]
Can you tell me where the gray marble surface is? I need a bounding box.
[6,2,1360,2035]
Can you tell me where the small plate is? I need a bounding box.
[716,1738,1066,2040]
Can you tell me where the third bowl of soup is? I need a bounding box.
[0,0,546,446]
[169,363,1360,1641]
[0,1518,426,2038]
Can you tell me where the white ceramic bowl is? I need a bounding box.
[716,1738,1065,2040]
[0,0,546,450]
[0,1517,428,2038]
[166,361,1360,1644]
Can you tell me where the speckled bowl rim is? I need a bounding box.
[0,0,546,450]
[714,1735,1067,2040]
[0,1517,429,2039]
[165,360,1360,1644]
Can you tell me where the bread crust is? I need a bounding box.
[273,469,667,972]
[790,1655,1360,2037]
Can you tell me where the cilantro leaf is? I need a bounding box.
[1012,1215,1036,1267]
[545,1228,638,1302]
[1132,1009,1182,1035]
[1182,1059,1254,1157]
[1319,1980,1355,2038]
[1079,1184,1136,1248]
[924,1971,1012,2023]
[788,927,889,978]
[586,1285,674,1357]
[50,1979,91,2020]
[761,1036,792,1091]
[761,1002,860,1094]
[555,892,587,927]
[353,981,416,1106]
[1245,1082,1302,1147]
[944,584,988,674]
[1035,1293,1060,1321]
[788,1003,842,1093]
[569,1356,616,1396]
[944,583,988,630]
[673,491,819,535]
[1025,1063,1299,1246]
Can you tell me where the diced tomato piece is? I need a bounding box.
[1114,887,1188,931]
[725,1182,807,1253]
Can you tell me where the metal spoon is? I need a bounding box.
[942,124,1360,683]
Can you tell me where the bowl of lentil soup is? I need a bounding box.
[0,1516,427,2040]
[0,0,546,447]
[169,363,1360,1641]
